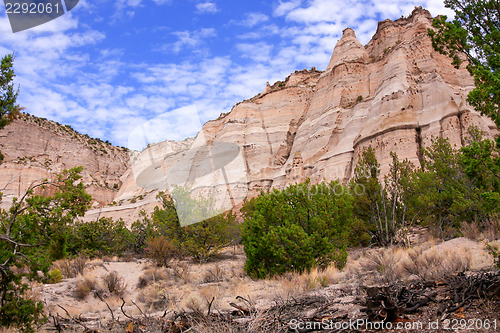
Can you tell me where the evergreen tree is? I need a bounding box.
[429,0,500,129]
[0,54,21,130]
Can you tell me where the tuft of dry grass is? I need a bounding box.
[102,271,127,297]
[169,261,192,283]
[53,255,88,278]
[137,266,167,289]
[342,238,494,285]
[137,281,172,311]
[202,264,225,283]
[461,219,500,241]
[74,276,101,300]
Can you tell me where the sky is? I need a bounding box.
[0,0,454,150]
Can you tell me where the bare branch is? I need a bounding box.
[0,234,42,248]
[120,298,136,321]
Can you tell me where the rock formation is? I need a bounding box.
[0,114,129,210]
[0,7,498,224]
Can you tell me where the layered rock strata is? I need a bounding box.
[1,7,498,224]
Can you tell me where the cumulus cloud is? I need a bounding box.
[157,28,217,54]
[114,0,144,18]
[274,0,303,17]
[196,2,218,14]
[152,0,172,4]
[238,12,269,27]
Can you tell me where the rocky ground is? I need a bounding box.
[27,232,499,333]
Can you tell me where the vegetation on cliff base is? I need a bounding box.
[241,181,354,278]
[146,188,240,264]
[0,167,92,332]
[241,128,499,278]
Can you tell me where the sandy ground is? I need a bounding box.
[35,236,499,331]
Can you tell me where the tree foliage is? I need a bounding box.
[351,148,416,246]
[351,132,500,242]
[429,0,500,128]
[67,217,133,257]
[0,167,91,332]
[411,137,483,236]
[0,54,21,130]
[241,181,353,279]
[148,188,239,263]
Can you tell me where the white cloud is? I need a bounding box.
[152,0,172,4]
[127,105,202,150]
[196,2,218,14]
[158,28,216,54]
[239,12,269,27]
[273,0,302,16]
[236,42,273,62]
[114,0,144,19]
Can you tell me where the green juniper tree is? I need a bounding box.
[429,0,500,129]
[0,167,91,332]
[0,54,21,130]
[241,181,353,278]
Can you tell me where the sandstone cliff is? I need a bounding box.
[0,114,130,210]
[156,7,497,208]
[1,7,498,224]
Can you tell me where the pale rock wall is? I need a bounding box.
[0,114,129,210]
[1,7,498,225]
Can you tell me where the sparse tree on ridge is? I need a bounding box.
[0,54,21,130]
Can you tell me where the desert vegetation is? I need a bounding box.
[0,1,499,331]
[0,125,493,332]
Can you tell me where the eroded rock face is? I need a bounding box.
[182,7,498,202]
[0,114,129,210]
[1,7,498,224]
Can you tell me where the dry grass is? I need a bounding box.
[102,271,127,297]
[461,219,500,241]
[137,280,172,311]
[74,275,101,300]
[137,266,167,289]
[202,264,225,283]
[37,237,499,330]
[169,261,192,283]
[52,255,88,278]
[342,237,494,285]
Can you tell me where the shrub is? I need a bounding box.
[241,181,353,278]
[202,265,225,283]
[137,267,167,289]
[486,242,500,269]
[130,215,155,254]
[179,212,239,263]
[102,271,126,297]
[145,236,177,267]
[46,269,63,284]
[53,255,87,278]
[351,148,415,246]
[67,218,133,257]
[149,189,240,263]
[409,134,499,238]
[74,277,100,300]
[0,167,91,332]
[138,282,171,310]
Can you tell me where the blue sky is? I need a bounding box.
[0,0,452,150]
